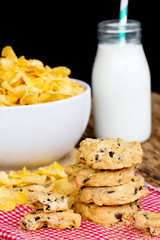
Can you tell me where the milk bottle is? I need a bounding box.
[92,20,151,142]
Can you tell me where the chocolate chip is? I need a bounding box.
[150,229,156,235]
[60,195,64,201]
[94,154,102,162]
[47,198,51,201]
[95,154,99,161]
[35,216,40,221]
[42,224,48,228]
[129,203,133,209]
[109,151,114,158]
[107,190,115,193]
[100,148,106,153]
[115,213,122,220]
[21,221,27,226]
[31,211,37,215]
[133,188,138,195]
[83,177,91,183]
[137,204,140,209]
[143,213,149,220]
[139,186,142,190]
[117,143,121,146]
[45,205,50,210]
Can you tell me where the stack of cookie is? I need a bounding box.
[66,138,149,226]
[20,191,81,230]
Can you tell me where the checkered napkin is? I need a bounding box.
[0,185,160,240]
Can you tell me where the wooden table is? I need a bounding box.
[81,92,160,188]
[137,92,160,187]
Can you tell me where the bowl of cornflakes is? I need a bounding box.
[0,46,91,170]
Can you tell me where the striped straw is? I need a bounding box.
[118,0,129,41]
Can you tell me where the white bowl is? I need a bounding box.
[0,79,91,170]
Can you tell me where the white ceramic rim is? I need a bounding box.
[0,79,91,111]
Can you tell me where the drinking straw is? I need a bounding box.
[118,0,128,41]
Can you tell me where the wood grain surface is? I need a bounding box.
[138,92,160,187]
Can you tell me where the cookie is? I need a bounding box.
[133,211,160,236]
[20,209,46,231]
[79,176,149,205]
[20,209,81,230]
[36,192,68,212]
[46,210,82,229]
[76,138,142,170]
[74,201,140,226]
[23,191,68,212]
[65,163,136,187]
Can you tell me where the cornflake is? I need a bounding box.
[0,46,84,106]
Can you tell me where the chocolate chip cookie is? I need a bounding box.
[20,209,81,230]
[20,209,46,230]
[79,176,149,205]
[23,191,68,212]
[133,211,160,236]
[36,192,68,212]
[74,201,140,226]
[76,138,142,170]
[66,163,136,187]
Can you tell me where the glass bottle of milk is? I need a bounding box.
[91,20,151,142]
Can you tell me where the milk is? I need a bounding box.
[92,43,151,142]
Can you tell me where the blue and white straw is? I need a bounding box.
[118,0,128,41]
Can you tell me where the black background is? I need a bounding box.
[0,1,159,93]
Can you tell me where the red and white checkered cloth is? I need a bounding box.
[0,184,160,240]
